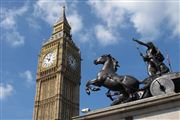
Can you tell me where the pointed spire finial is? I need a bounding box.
[62,5,66,20]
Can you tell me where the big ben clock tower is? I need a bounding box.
[33,6,81,120]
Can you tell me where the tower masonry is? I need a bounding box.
[33,7,81,120]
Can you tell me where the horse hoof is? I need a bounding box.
[93,87,100,91]
[86,90,90,95]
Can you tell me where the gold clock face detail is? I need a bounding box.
[42,50,57,68]
[67,54,77,70]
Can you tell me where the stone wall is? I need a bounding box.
[73,93,180,120]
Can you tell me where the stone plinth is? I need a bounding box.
[73,93,180,120]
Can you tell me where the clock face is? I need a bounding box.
[42,51,56,68]
[67,54,77,69]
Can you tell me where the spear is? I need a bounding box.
[136,47,143,58]
[133,38,149,75]
[166,50,172,72]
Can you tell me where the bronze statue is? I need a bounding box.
[85,54,140,105]
[85,54,180,106]
[85,40,179,106]
[133,38,169,76]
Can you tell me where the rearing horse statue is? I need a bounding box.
[86,54,140,105]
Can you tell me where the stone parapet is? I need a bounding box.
[73,93,180,120]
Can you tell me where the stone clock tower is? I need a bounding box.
[33,7,81,120]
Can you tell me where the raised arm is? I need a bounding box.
[132,38,149,48]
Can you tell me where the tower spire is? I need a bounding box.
[52,5,71,35]
[62,5,66,21]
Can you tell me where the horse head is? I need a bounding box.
[94,54,110,65]
[94,54,120,72]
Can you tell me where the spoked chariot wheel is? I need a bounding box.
[150,77,175,96]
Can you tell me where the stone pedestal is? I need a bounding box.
[73,93,180,120]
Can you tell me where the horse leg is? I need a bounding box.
[110,94,125,106]
[119,82,133,103]
[86,79,95,95]
[142,89,151,99]
[122,92,132,103]
[111,99,121,106]
[106,90,114,101]
[109,89,130,105]
[86,79,101,95]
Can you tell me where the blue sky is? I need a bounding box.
[0,0,179,119]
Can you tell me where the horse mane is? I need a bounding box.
[107,54,120,72]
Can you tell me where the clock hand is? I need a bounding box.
[47,58,51,61]
[156,80,166,93]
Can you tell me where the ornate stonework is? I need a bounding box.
[33,7,81,120]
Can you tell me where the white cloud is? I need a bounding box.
[33,0,83,34]
[95,25,117,46]
[78,31,92,43]
[67,11,83,33]
[130,11,161,40]
[164,2,180,38]
[4,30,25,47]
[126,2,166,40]
[0,3,28,47]
[0,3,28,30]
[33,0,64,25]
[0,84,13,100]
[0,13,15,30]
[27,17,41,30]
[88,1,125,28]
[20,70,33,85]
[88,1,180,42]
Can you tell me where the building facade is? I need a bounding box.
[33,7,81,120]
